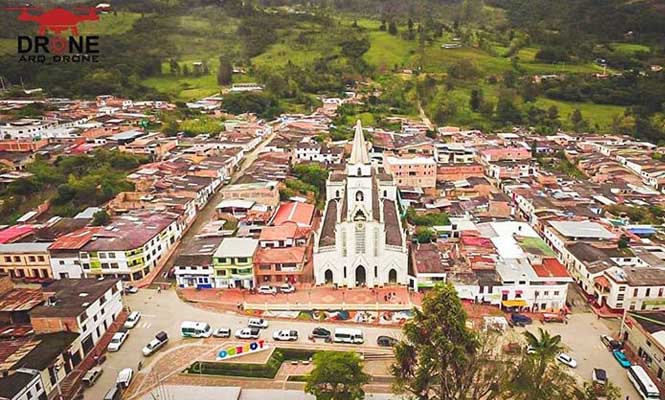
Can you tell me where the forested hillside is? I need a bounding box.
[1,0,665,142]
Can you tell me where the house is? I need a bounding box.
[48,227,101,279]
[220,181,280,208]
[543,220,617,257]
[270,202,315,228]
[253,246,308,285]
[383,155,437,190]
[78,211,182,282]
[621,311,665,382]
[409,243,449,290]
[0,243,52,280]
[30,279,123,355]
[212,238,259,289]
[0,368,46,400]
[173,237,223,289]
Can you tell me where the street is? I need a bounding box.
[83,288,402,400]
[153,129,277,285]
[520,313,639,399]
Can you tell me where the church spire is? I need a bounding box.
[349,120,369,165]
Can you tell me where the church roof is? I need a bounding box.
[319,200,337,247]
[349,120,370,165]
[383,199,403,246]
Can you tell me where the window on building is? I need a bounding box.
[634,288,639,297]
[83,263,90,269]
[237,257,248,263]
[647,288,652,297]
[619,286,626,292]
[618,294,625,301]
[3,256,10,262]
[13,256,20,262]
[28,256,36,262]
[109,253,116,259]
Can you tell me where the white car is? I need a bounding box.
[556,353,577,368]
[279,284,295,293]
[235,328,260,339]
[258,285,277,295]
[116,368,133,388]
[248,318,269,329]
[107,331,128,352]
[273,330,298,341]
[142,331,168,356]
[124,311,141,329]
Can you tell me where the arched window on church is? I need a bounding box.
[357,167,362,176]
[374,266,378,278]
[335,190,340,198]
[356,191,364,202]
[383,190,387,197]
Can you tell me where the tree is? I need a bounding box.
[618,234,630,249]
[392,283,508,400]
[570,108,587,131]
[388,21,398,35]
[415,227,435,243]
[217,57,233,86]
[92,210,111,226]
[460,0,484,24]
[470,88,484,112]
[496,90,523,125]
[305,352,370,400]
[523,328,562,378]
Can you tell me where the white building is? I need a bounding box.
[0,369,45,400]
[313,121,408,287]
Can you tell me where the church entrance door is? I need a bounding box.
[388,269,397,283]
[355,265,366,286]
[324,269,333,284]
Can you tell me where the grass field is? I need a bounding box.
[79,12,142,35]
[610,42,651,55]
[535,98,625,130]
[0,39,14,56]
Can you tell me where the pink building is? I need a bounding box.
[479,147,531,163]
[383,155,437,189]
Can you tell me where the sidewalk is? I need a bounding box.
[179,286,421,311]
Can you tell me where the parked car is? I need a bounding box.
[124,311,141,329]
[311,327,331,340]
[613,349,631,368]
[542,313,565,323]
[103,386,121,400]
[600,334,622,351]
[279,283,296,293]
[123,285,138,295]
[82,366,103,386]
[213,328,231,338]
[556,353,577,368]
[248,318,269,329]
[107,331,128,352]
[116,368,133,388]
[235,328,260,339]
[377,336,398,347]
[510,313,532,327]
[257,285,277,295]
[273,330,299,341]
[592,368,608,385]
[142,331,169,356]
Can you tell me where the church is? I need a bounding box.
[313,121,409,287]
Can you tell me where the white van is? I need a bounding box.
[333,328,364,344]
[180,321,212,338]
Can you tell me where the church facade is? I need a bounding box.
[313,121,409,287]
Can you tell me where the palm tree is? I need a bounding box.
[524,328,562,376]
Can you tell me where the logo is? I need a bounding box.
[6,5,101,64]
[217,340,266,360]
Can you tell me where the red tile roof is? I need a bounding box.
[532,258,570,279]
[259,224,298,241]
[254,246,306,264]
[0,225,36,244]
[271,202,315,227]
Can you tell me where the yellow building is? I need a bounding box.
[0,242,52,279]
